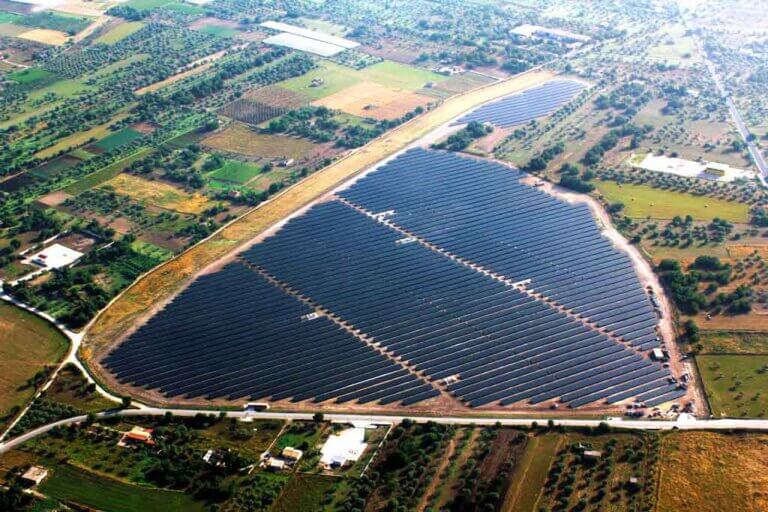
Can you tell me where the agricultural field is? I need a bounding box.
[699,331,768,353]
[208,160,263,184]
[595,181,750,222]
[657,432,768,512]
[0,302,68,426]
[697,355,768,417]
[94,21,145,45]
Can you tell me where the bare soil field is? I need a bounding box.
[18,28,70,45]
[314,81,432,120]
[656,432,768,512]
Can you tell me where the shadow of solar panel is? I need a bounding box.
[105,261,435,405]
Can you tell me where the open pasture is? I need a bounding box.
[596,180,750,222]
[92,127,143,151]
[697,354,768,417]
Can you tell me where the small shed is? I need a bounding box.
[651,348,668,362]
[21,466,48,487]
[282,447,303,462]
[268,458,285,471]
[583,450,603,460]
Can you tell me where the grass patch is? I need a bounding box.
[274,421,324,452]
[657,432,768,512]
[209,160,262,183]
[162,2,205,14]
[45,364,116,412]
[501,433,560,512]
[697,354,768,417]
[94,21,144,44]
[699,331,768,354]
[596,180,749,222]
[8,67,56,84]
[193,22,235,37]
[15,11,92,34]
[123,0,172,9]
[131,240,174,262]
[39,465,205,512]
[0,302,68,423]
[94,128,143,151]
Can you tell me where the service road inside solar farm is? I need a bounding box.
[87,73,689,415]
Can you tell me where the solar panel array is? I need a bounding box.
[340,149,661,352]
[106,147,681,409]
[104,262,438,405]
[240,198,673,407]
[457,79,585,128]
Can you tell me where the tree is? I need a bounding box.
[121,396,132,409]
[313,412,324,423]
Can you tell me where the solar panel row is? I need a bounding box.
[104,262,436,405]
[241,196,673,408]
[457,79,586,128]
[339,148,659,350]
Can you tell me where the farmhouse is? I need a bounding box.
[27,243,83,270]
[20,466,48,487]
[268,458,286,471]
[583,450,603,460]
[510,24,591,44]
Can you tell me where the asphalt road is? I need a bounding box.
[3,408,768,455]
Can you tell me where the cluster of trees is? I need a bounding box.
[657,259,707,314]
[339,420,450,512]
[558,163,595,193]
[523,141,565,172]
[433,121,492,152]
[582,124,651,166]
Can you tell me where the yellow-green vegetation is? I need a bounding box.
[647,24,699,67]
[699,331,768,354]
[62,148,154,195]
[697,354,768,417]
[94,21,145,44]
[596,180,750,222]
[35,110,134,159]
[279,61,364,100]
[502,434,560,512]
[190,418,284,459]
[105,173,213,214]
[0,302,68,422]
[657,432,768,512]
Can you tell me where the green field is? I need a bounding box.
[131,240,174,261]
[161,2,205,14]
[17,11,92,34]
[62,148,153,195]
[95,21,145,45]
[698,354,768,417]
[357,60,446,91]
[39,465,205,512]
[0,302,69,422]
[194,23,237,38]
[8,67,56,85]
[596,180,750,222]
[209,160,262,183]
[94,128,143,151]
[0,12,22,23]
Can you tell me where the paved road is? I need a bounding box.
[3,408,768,455]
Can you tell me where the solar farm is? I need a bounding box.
[104,148,684,411]
[457,79,586,128]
